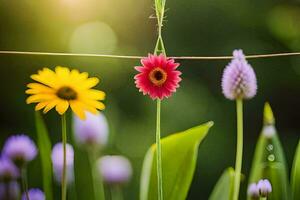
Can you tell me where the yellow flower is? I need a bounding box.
[26,66,105,119]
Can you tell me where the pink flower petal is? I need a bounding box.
[134,54,182,100]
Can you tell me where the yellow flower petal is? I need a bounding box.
[70,101,86,119]
[27,67,105,116]
[43,99,60,113]
[30,68,58,88]
[81,102,98,114]
[82,90,105,100]
[55,66,70,78]
[55,100,69,115]
[27,83,54,93]
[26,94,56,104]
[35,102,48,111]
[70,70,88,82]
[79,77,99,89]
[26,88,55,95]
[82,99,105,110]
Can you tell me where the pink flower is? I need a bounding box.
[134,54,182,100]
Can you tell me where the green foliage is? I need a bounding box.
[248,103,290,200]
[291,140,300,200]
[208,168,235,200]
[140,121,214,200]
[267,5,300,50]
[35,112,53,200]
[73,146,95,200]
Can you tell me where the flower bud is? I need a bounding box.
[73,112,109,149]
[0,158,19,182]
[97,155,132,185]
[257,179,272,197]
[22,188,45,200]
[222,49,257,100]
[2,135,37,167]
[247,183,260,199]
[51,143,74,184]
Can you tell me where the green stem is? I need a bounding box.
[21,167,30,200]
[156,99,163,200]
[61,114,67,200]
[153,1,166,199]
[233,99,243,200]
[260,197,267,200]
[88,149,105,200]
[110,185,123,200]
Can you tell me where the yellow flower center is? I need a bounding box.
[56,86,77,100]
[149,67,167,86]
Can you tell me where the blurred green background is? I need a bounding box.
[0,0,300,199]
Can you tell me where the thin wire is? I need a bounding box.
[0,50,143,59]
[1,50,300,60]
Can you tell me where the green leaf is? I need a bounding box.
[35,112,53,200]
[140,121,214,200]
[248,103,290,200]
[291,140,300,200]
[208,168,235,200]
[70,113,94,200]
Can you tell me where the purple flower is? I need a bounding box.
[51,143,74,184]
[73,112,109,148]
[0,182,20,200]
[2,135,37,167]
[0,158,19,181]
[97,155,132,185]
[247,183,259,199]
[221,49,257,100]
[257,179,272,197]
[21,188,45,200]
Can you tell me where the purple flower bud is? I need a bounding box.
[221,49,257,100]
[2,135,37,167]
[73,112,109,148]
[97,155,132,185]
[247,183,259,199]
[0,158,19,181]
[257,179,272,197]
[51,143,74,184]
[22,188,45,200]
[0,182,20,200]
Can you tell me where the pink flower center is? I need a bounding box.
[149,67,167,86]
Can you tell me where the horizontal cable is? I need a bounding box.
[1,50,300,60]
[0,51,143,59]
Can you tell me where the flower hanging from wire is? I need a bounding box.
[221,49,257,100]
[26,66,105,119]
[134,54,182,100]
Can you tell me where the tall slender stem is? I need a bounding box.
[233,99,243,200]
[110,185,123,200]
[21,167,30,200]
[154,1,166,199]
[61,114,67,200]
[88,150,105,200]
[156,99,163,200]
